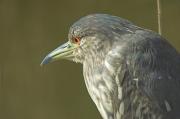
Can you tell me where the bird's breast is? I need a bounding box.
[83,62,123,119]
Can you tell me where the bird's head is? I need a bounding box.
[41,14,132,65]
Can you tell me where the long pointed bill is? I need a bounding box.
[41,41,79,66]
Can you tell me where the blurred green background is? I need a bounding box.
[0,0,180,119]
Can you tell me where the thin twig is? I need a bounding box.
[157,0,162,35]
[0,64,4,88]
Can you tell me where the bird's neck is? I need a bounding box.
[84,50,106,66]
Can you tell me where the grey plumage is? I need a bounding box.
[41,14,180,119]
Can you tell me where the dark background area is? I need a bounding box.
[0,0,180,119]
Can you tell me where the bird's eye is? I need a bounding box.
[72,37,81,45]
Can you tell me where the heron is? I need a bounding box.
[41,14,180,119]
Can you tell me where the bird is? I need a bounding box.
[41,14,180,119]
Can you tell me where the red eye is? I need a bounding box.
[72,37,81,45]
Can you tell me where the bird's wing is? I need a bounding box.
[121,30,180,118]
[106,29,180,118]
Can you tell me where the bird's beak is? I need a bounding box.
[41,41,79,66]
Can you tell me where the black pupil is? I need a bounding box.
[74,38,79,43]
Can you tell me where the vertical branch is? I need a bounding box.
[0,64,3,88]
[157,0,162,35]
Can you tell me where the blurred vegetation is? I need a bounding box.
[0,0,180,119]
